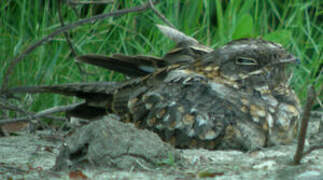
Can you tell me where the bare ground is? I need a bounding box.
[0,114,322,180]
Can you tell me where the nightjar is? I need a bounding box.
[7,25,301,151]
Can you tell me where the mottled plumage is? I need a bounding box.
[6,26,301,151]
[76,25,212,77]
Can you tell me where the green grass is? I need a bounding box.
[0,0,322,116]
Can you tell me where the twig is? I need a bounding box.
[0,99,30,115]
[303,144,323,156]
[0,98,64,121]
[1,2,155,90]
[67,0,114,5]
[293,85,316,164]
[58,0,78,57]
[148,0,175,28]
[0,102,83,125]
[315,83,322,108]
[38,115,67,122]
[0,98,67,132]
[295,84,323,159]
[58,0,91,81]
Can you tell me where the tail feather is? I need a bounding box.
[5,82,120,98]
[66,103,108,120]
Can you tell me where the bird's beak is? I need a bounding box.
[279,56,300,64]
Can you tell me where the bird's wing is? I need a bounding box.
[108,67,244,149]
[76,54,165,77]
[76,25,213,77]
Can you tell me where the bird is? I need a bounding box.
[5,25,301,151]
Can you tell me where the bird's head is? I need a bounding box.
[194,39,299,93]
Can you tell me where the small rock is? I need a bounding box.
[55,115,180,170]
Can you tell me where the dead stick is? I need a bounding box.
[58,0,78,57]
[58,0,93,80]
[148,0,175,28]
[303,144,323,156]
[1,2,154,90]
[0,102,83,124]
[293,85,316,164]
[68,0,114,5]
[0,99,65,122]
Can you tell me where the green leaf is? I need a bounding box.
[263,30,292,46]
[232,14,254,39]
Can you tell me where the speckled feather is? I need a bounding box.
[76,24,212,77]
[7,27,301,151]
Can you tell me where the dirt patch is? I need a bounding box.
[0,115,322,180]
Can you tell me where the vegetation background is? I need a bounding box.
[0,0,321,119]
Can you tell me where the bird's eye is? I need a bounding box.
[235,57,258,65]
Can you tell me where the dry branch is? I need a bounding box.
[0,102,83,125]
[148,0,175,28]
[303,144,323,156]
[2,2,155,90]
[293,85,316,164]
[67,0,114,5]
